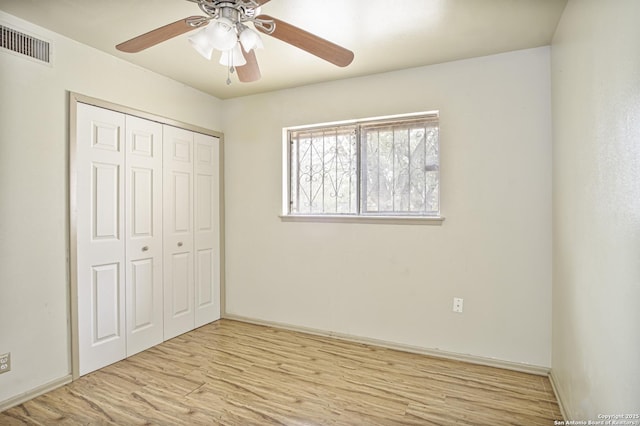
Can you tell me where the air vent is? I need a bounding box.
[0,24,50,63]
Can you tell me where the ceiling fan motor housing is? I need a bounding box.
[192,0,262,22]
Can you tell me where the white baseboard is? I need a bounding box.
[222,314,551,376]
[0,375,72,413]
[548,370,568,420]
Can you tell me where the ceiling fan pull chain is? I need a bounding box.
[226,51,233,85]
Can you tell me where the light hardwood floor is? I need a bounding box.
[1,319,562,425]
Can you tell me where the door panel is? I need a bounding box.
[92,263,121,342]
[131,168,153,237]
[196,248,214,308]
[196,174,212,231]
[125,116,163,357]
[130,258,154,330]
[194,134,220,326]
[76,103,126,376]
[170,252,192,315]
[163,125,195,339]
[131,130,154,156]
[172,172,191,232]
[92,163,120,239]
[92,121,121,151]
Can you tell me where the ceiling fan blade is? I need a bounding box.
[236,49,261,83]
[254,0,272,4]
[255,14,354,67]
[116,16,207,53]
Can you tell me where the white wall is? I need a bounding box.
[0,11,222,405]
[551,0,640,418]
[223,47,553,367]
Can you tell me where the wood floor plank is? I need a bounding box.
[0,319,562,425]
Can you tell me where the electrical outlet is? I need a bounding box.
[453,297,464,313]
[0,353,10,374]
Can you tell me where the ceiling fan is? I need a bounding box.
[116,0,355,84]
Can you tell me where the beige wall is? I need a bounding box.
[223,47,553,367]
[551,0,640,418]
[0,11,222,404]
[1,9,556,409]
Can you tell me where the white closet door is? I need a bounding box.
[194,133,221,326]
[163,125,195,339]
[125,116,164,356]
[76,103,126,375]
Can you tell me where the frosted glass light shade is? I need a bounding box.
[188,27,215,60]
[219,43,247,67]
[210,17,238,51]
[239,26,263,52]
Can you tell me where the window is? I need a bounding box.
[286,112,440,219]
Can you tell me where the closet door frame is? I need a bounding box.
[69,92,225,380]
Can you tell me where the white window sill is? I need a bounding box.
[279,215,445,225]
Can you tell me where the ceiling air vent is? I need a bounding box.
[0,24,50,63]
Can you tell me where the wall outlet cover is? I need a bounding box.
[0,353,10,374]
[453,297,464,313]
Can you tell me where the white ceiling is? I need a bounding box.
[0,0,567,99]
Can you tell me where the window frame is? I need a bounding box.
[282,111,444,225]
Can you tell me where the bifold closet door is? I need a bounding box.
[124,116,164,356]
[76,105,165,374]
[76,102,221,375]
[163,127,221,339]
[76,104,126,376]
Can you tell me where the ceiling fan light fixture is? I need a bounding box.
[116,0,354,85]
[239,26,263,52]
[219,43,247,67]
